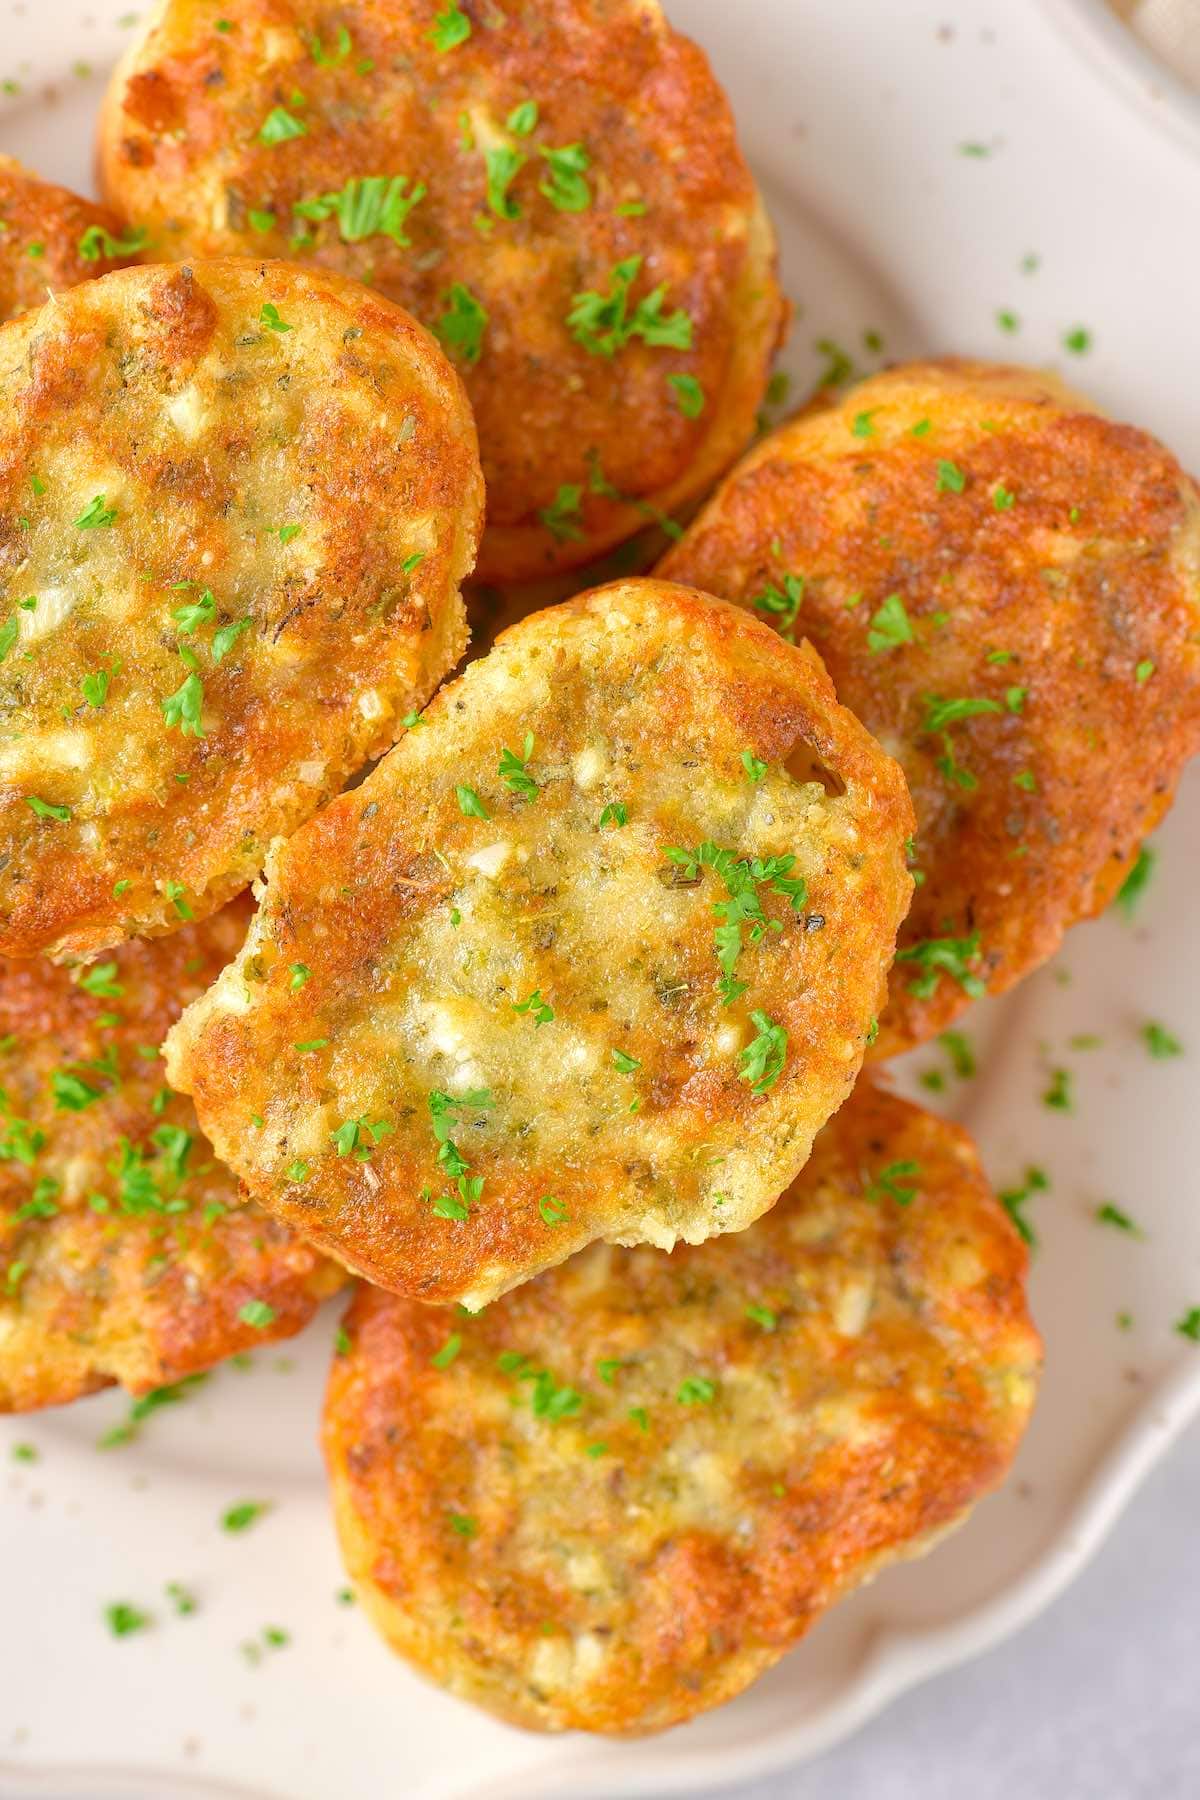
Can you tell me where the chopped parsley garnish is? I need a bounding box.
[745,1302,777,1331]
[998,1166,1048,1249]
[512,989,554,1027]
[258,105,307,145]
[538,1195,568,1226]
[994,483,1015,510]
[921,694,1003,732]
[238,1300,277,1328]
[676,1376,716,1405]
[611,1048,641,1074]
[286,1159,310,1182]
[26,795,71,821]
[1142,1021,1182,1059]
[430,1,471,50]
[498,733,539,799]
[308,24,352,63]
[289,963,312,990]
[75,493,117,529]
[173,588,214,633]
[212,617,252,662]
[938,1029,976,1078]
[248,208,276,232]
[1096,1203,1141,1236]
[567,255,692,356]
[259,301,292,333]
[164,880,193,920]
[0,617,18,663]
[78,223,148,261]
[221,1500,268,1533]
[11,1443,37,1462]
[295,175,426,246]
[538,142,591,211]
[867,592,913,654]
[936,459,966,494]
[1176,1309,1200,1343]
[851,408,877,439]
[751,573,804,635]
[895,931,985,999]
[599,801,628,829]
[456,783,489,820]
[52,1068,104,1111]
[1042,1067,1073,1112]
[507,100,538,135]
[741,749,767,784]
[484,145,525,218]
[1135,659,1155,684]
[667,373,705,417]
[105,1602,151,1637]
[434,282,488,364]
[431,1333,462,1369]
[737,1011,788,1094]
[161,671,205,737]
[448,1512,477,1537]
[331,1116,394,1158]
[1063,326,1092,355]
[81,667,112,707]
[1114,846,1155,921]
[996,309,1019,333]
[538,483,584,542]
[867,1159,921,1205]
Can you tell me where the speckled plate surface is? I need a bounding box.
[3,3,1200,1797]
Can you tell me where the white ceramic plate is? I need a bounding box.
[3,2,1200,1796]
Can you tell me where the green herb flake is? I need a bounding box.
[538,483,584,542]
[667,372,705,417]
[506,100,538,135]
[1063,326,1092,355]
[998,1166,1048,1249]
[567,255,691,357]
[1135,659,1155,685]
[448,1511,477,1537]
[737,1011,788,1095]
[484,145,525,219]
[512,988,554,1027]
[431,1333,462,1369]
[867,592,913,654]
[867,1158,921,1205]
[1142,1021,1182,1059]
[538,141,591,212]
[456,783,489,820]
[938,1029,976,1078]
[78,223,149,262]
[1114,847,1155,921]
[26,795,71,821]
[936,459,966,494]
[599,801,628,829]
[740,749,767,784]
[611,1048,640,1074]
[295,176,426,247]
[676,1375,716,1406]
[238,1299,277,1329]
[745,1302,777,1331]
[258,105,306,146]
[221,1500,268,1533]
[75,493,117,529]
[259,301,292,334]
[105,1602,151,1637]
[498,733,539,800]
[430,1,471,50]
[161,671,205,737]
[434,281,488,364]
[1096,1202,1141,1236]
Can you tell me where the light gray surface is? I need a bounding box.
[710,1416,1200,1800]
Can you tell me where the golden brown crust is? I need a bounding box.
[165,579,914,1307]
[0,155,139,323]
[659,359,1200,1053]
[323,1082,1041,1734]
[0,898,344,1411]
[0,257,483,961]
[99,0,785,582]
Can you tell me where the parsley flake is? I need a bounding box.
[484,145,525,218]
[512,989,554,1027]
[740,749,767,784]
[538,483,584,542]
[1142,1021,1182,1059]
[161,671,205,737]
[75,493,117,529]
[567,255,691,356]
[498,733,539,800]
[221,1500,268,1533]
[667,373,705,417]
[867,592,913,654]
[78,223,148,261]
[456,784,489,820]
[430,2,471,50]
[936,459,966,494]
[258,106,307,146]
[1114,847,1155,921]
[538,142,591,212]
[295,176,426,246]
[238,1300,277,1328]
[737,1011,788,1094]
[431,1333,462,1368]
[599,801,628,829]
[434,282,488,364]
[676,1376,716,1405]
[259,301,292,333]
[25,795,71,821]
